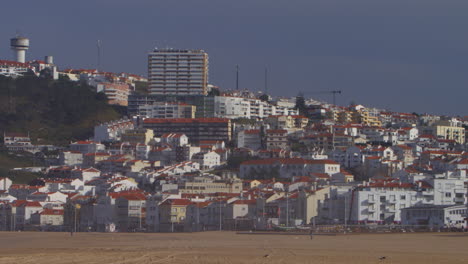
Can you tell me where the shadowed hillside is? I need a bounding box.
[0,75,125,146]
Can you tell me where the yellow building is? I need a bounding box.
[434,125,465,144]
[121,129,154,145]
[159,199,192,231]
[179,179,243,194]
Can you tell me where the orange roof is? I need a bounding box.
[40,209,64,216]
[161,199,192,206]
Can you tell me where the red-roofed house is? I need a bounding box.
[11,200,43,229]
[31,209,64,228]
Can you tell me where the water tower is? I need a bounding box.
[10,36,30,63]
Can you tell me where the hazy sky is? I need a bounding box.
[1,0,467,115]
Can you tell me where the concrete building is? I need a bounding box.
[349,180,433,224]
[237,129,262,150]
[178,177,243,194]
[266,129,289,150]
[59,151,83,166]
[137,102,196,119]
[121,129,154,145]
[214,96,251,119]
[143,118,231,144]
[148,49,208,96]
[10,36,29,63]
[401,205,467,229]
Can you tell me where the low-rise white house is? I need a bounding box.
[192,151,220,170]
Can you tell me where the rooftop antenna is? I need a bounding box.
[236,65,239,90]
[264,66,268,95]
[97,40,102,72]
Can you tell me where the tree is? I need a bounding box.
[295,93,307,116]
[208,88,220,96]
[259,94,269,102]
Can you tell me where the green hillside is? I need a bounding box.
[0,75,125,146]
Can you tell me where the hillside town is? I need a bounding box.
[1,36,467,233]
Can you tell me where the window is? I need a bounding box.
[445,193,452,198]
[380,196,386,203]
[400,195,406,200]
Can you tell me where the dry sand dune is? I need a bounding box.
[0,231,467,264]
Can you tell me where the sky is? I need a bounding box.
[1,0,467,116]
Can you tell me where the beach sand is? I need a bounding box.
[0,231,467,263]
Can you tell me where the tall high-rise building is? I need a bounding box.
[148,49,208,96]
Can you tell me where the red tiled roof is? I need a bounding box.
[40,209,64,216]
[233,199,256,205]
[244,129,260,135]
[266,129,288,134]
[161,199,192,206]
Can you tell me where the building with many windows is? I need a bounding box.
[142,118,231,144]
[148,49,208,96]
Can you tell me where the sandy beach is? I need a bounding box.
[0,231,467,264]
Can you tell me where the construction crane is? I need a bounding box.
[299,90,342,105]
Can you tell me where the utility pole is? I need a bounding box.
[139,202,142,231]
[74,206,77,233]
[235,65,239,90]
[219,201,222,231]
[344,194,348,232]
[286,191,289,227]
[97,40,102,72]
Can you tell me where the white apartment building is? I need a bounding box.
[94,119,134,142]
[214,96,251,119]
[137,102,195,119]
[192,151,220,170]
[350,180,433,224]
[0,60,32,77]
[237,129,262,150]
[148,49,208,95]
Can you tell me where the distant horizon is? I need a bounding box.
[1,0,467,116]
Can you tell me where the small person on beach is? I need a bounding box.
[309,230,313,240]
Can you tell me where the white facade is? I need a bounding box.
[137,102,195,119]
[0,177,12,191]
[350,182,432,223]
[94,119,134,142]
[237,130,262,150]
[214,96,251,119]
[192,151,220,170]
[59,151,83,166]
